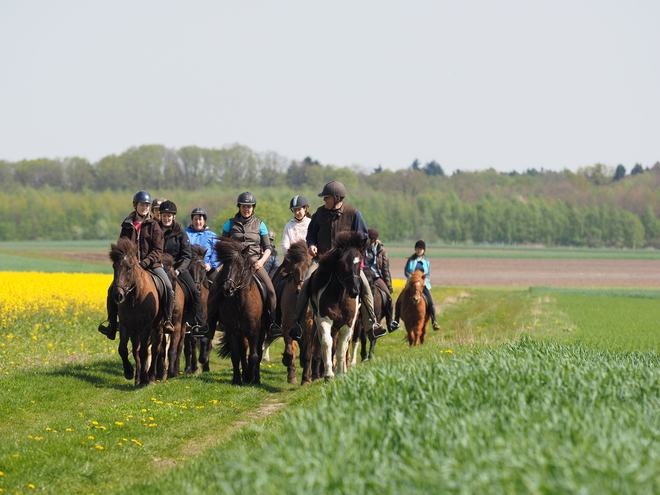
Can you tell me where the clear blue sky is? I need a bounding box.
[1,1,658,174]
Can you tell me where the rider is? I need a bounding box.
[281,195,312,256]
[221,192,283,338]
[363,228,397,332]
[288,181,386,341]
[185,207,221,278]
[158,200,207,335]
[151,197,167,221]
[392,239,441,331]
[98,190,175,340]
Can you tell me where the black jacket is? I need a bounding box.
[160,220,192,272]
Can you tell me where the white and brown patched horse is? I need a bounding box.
[307,231,367,379]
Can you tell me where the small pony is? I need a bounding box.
[395,269,430,346]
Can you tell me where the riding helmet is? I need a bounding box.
[159,200,177,215]
[289,195,309,209]
[190,207,207,219]
[415,240,426,251]
[317,181,347,198]
[132,190,152,204]
[237,191,257,206]
[368,228,379,239]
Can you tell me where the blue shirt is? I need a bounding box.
[184,225,221,269]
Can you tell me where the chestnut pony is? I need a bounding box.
[207,238,265,385]
[109,237,165,386]
[308,231,367,379]
[395,269,429,346]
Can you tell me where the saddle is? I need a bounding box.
[252,272,268,303]
[147,269,170,312]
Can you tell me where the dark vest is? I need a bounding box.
[314,203,358,255]
[227,214,263,262]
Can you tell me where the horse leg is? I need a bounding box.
[317,317,335,380]
[282,336,298,385]
[118,326,134,380]
[335,324,353,377]
[200,337,212,373]
[369,339,377,361]
[183,334,196,375]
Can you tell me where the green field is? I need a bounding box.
[3,245,660,493]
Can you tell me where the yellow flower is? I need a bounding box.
[95,445,104,450]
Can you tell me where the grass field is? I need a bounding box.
[2,246,660,493]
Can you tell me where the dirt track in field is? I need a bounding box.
[49,250,660,288]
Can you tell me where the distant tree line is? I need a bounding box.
[0,144,659,248]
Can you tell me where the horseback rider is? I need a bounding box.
[220,192,283,338]
[151,197,167,221]
[363,228,397,332]
[281,195,312,256]
[185,207,221,278]
[264,230,280,277]
[392,239,441,331]
[288,181,387,341]
[98,190,175,340]
[158,200,208,335]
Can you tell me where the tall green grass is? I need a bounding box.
[126,337,660,494]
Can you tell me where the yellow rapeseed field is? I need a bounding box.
[0,272,112,329]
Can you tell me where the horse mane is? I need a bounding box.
[409,269,426,284]
[191,245,206,259]
[318,231,366,271]
[213,238,248,264]
[109,237,137,263]
[285,240,310,266]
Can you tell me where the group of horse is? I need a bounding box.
[107,232,431,387]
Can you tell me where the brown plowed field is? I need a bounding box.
[387,257,660,287]
[49,250,660,288]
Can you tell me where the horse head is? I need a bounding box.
[214,238,253,298]
[286,240,312,293]
[189,245,208,289]
[109,237,141,304]
[320,231,367,299]
[408,269,426,304]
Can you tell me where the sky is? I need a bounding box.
[1,1,658,174]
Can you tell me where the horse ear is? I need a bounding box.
[241,245,251,257]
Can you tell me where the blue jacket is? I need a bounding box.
[404,256,432,290]
[185,225,221,269]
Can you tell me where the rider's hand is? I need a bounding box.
[309,245,318,257]
[139,261,148,269]
[204,263,211,271]
[254,261,263,271]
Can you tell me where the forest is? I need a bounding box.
[1,143,660,248]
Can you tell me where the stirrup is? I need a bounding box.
[288,323,303,341]
[389,321,400,332]
[192,324,208,338]
[369,323,386,339]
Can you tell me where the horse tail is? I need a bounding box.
[217,331,232,358]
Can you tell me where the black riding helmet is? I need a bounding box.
[132,190,152,205]
[289,195,309,209]
[159,200,177,215]
[237,191,257,207]
[190,207,207,219]
[317,181,346,198]
[415,240,426,251]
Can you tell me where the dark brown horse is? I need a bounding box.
[396,269,429,346]
[161,254,186,379]
[308,231,367,379]
[273,240,316,385]
[208,238,265,385]
[183,245,213,374]
[110,238,165,386]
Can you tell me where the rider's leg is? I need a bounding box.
[179,270,207,335]
[154,266,175,333]
[423,287,440,330]
[98,285,118,340]
[288,262,318,340]
[360,271,386,338]
[390,296,401,331]
[256,266,283,338]
[374,277,394,329]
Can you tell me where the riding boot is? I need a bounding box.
[98,292,118,340]
[288,278,311,341]
[384,294,395,332]
[426,295,440,331]
[360,272,386,339]
[389,297,401,332]
[267,310,283,338]
[164,290,175,334]
[190,293,208,337]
